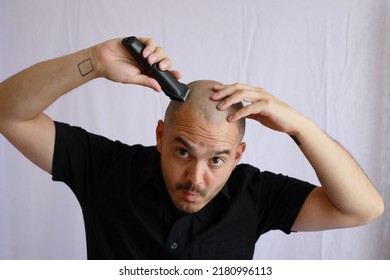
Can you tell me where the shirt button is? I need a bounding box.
[170,242,178,250]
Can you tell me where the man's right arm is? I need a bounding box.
[0,37,178,174]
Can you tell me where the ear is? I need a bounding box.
[156,120,165,153]
[234,142,246,165]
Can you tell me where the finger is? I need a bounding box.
[169,69,182,80]
[211,83,253,100]
[157,57,173,71]
[212,83,227,92]
[139,37,156,58]
[129,75,162,92]
[216,89,245,110]
[210,84,235,100]
[228,102,267,122]
[217,88,261,111]
[146,78,162,92]
[150,56,181,79]
[147,46,166,65]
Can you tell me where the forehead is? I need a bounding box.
[167,108,240,149]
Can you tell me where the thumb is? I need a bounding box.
[130,75,162,92]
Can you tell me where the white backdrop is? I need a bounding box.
[0,0,389,259]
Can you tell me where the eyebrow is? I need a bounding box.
[173,136,231,156]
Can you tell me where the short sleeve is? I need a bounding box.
[253,170,316,235]
[51,121,122,205]
[228,164,316,237]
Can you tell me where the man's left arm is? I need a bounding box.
[287,118,384,231]
[211,83,384,231]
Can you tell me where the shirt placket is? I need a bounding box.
[163,214,192,259]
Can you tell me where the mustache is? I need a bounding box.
[176,183,206,197]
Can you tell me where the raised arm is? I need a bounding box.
[0,37,179,174]
[211,83,384,231]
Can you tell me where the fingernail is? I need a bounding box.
[217,101,226,109]
[143,49,151,57]
[149,55,157,63]
[158,61,166,70]
[211,92,219,99]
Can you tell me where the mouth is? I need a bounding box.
[176,183,205,203]
[182,191,200,202]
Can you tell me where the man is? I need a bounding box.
[0,37,384,259]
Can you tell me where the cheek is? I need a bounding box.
[205,165,234,189]
[160,152,182,183]
[212,162,237,189]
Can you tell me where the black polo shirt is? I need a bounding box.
[52,121,315,259]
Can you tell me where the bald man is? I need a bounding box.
[0,38,384,259]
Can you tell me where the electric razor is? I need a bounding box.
[122,36,189,102]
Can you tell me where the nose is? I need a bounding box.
[185,161,205,186]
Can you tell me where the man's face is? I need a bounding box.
[156,108,245,213]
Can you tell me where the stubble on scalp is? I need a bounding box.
[164,80,245,142]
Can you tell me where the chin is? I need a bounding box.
[175,202,205,214]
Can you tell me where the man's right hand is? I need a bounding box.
[93,37,182,92]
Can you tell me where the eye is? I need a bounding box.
[177,148,190,158]
[210,157,224,166]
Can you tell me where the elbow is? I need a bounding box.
[371,197,385,221]
[357,197,385,226]
[353,180,385,226]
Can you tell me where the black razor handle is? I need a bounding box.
[122,36,189,102]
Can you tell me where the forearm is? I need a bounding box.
[0,47,97,125]
[294,119,384,221]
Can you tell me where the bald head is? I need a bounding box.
[164,80,245,142]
